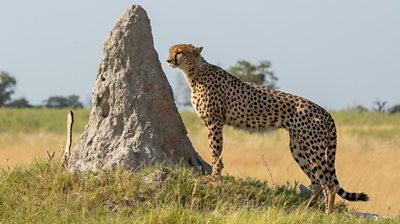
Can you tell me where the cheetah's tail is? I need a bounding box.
[337,188,369,201]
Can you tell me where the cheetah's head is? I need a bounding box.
[166,44,203,68]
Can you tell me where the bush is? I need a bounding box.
[389,104,400,114]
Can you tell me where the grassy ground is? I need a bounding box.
[0,108,400,218]
[0,108,87,168]
[0,108,89,134]
[1,161,397,223]
[181,111,400,216]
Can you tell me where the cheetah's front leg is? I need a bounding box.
[205,121,224,177]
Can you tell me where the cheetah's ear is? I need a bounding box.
[193,46,203,55]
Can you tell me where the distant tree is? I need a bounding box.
[44,95,83,108]
[389,104,400,114]
[228,60,278,88]
[355,105,369,113]
[7,97,31,108]
[372,100,386,113]
[44,96,68,108]
[67,95,84,109]
[173,73,191,110]
[0,71,17,106]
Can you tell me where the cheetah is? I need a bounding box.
[167,44,369,214]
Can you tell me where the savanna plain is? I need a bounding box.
[0,108,399,223]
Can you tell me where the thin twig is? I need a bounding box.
[261,154,275,187]
[47,150,55,163]
[190,180,198,214]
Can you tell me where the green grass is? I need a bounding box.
[1,109,400,222]
[182,109,400,141]
[331,109,400,126]
[330,111,400,141]
[1,161,397,223]
[1,108,400,138]
[0,108,89,134]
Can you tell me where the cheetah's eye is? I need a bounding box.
[176,51,182,55]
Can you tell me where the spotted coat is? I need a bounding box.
[167,44,368,214]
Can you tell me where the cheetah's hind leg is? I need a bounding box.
[306,186,323,209]
[324,187,336,214]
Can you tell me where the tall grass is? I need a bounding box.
[182,110,400,216]
[0,108,400,216]
[331,111,400,142]
[0,108,89,134]
[2,161,397,223]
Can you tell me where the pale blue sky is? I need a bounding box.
[0,1,399,109]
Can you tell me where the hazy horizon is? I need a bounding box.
[1,1,399,110]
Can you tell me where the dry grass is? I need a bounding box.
[190,126,400,216]
[2,130,396,216]
[0,133,80,168]
[0,109,399,216]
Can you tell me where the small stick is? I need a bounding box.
[261,154,275,187]
[61,110,74,168]
[47,150,55,163]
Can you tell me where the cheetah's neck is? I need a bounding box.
[180,57,209,88]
